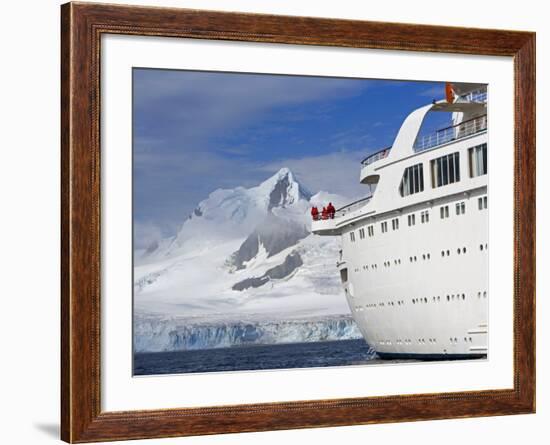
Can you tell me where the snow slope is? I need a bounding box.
[134,168,359,351]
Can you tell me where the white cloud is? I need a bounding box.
[133,69,368,150]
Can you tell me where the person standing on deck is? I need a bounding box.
[311,206,319,220]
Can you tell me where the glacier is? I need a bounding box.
[134,314,362,352]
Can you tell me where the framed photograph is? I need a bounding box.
[61,2,535,442]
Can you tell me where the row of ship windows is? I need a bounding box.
[353,290,488,311]
[378,337,475,346]
[349,196,488,243]
[399,143,487,197]
[352,244,487,273]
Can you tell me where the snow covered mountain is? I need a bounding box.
[134,168,361,351]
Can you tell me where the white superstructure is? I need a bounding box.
[312,83,488,359]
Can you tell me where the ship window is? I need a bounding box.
[478,196,488,210]
[367,225,374,237]
[455,201,466,215]
[440,205,449,219]
[399,163,424,197]
[381,221,388,233]
[469,143,487,177]
[408,214,416,226]
[340,268,348,283]
[431,152,460,188]
[350,231,356,242]
[421,210,430,223]
[359,228,365,239]
[392,218,399,230]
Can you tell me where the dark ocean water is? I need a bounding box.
[134,339,379,375]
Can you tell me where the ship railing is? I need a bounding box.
[360,146,392,166]
[335,196,372,217]
[458,90,487,103]
[413,114,487,152]
[312,196,372,222]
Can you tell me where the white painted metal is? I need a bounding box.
[312,84,488,358]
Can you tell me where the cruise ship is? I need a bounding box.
[312,83,488,360]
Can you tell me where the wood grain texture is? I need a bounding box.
[60,2,536,442]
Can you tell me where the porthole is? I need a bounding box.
[463,247,467,253]
[447,295,450,301]
[462,294,466,300]
[441,251,445,257]
[457,248,461,254]
[480,244,484,251]
[446,250,450,256]
[424,297,428,303]
[427,253,431,259]
[483,291,487,298]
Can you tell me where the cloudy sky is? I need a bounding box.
[133,68,449,248]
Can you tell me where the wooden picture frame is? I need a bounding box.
[61,2,536,442]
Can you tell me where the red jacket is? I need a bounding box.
[311,207,319,220]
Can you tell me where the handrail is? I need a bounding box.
[361,146,392,166]
[458,90,487,103]
[413,114,487,152]
[312,196,372,222]
[336,195,372,215]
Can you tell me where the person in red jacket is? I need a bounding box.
[321,207,328,220]
[327,202,335,219]
[310,206,319,220]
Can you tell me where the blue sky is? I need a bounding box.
[133,68,450,248]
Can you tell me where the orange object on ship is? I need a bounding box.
[445,82,455,103]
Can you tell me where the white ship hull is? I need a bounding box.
[339,188,488,358]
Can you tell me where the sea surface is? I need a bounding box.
[134,339,382,375]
